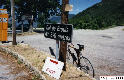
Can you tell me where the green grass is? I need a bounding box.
[32,75,40,80]
[17,60,23,64]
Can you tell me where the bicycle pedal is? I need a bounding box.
[86,66,90,70]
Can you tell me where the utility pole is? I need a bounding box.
[10,0,17,45]
[59,0,69,71]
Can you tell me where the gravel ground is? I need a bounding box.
[8,26,124,80]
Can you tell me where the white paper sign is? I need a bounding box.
[42,57,64,79]
[65,4,73,11]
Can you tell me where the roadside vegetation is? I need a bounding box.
[3,44,92,80]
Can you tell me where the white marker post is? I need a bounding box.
[56,40,59,60]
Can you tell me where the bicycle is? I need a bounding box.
[67,43,95,77]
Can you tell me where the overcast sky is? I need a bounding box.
[69,0,102,14]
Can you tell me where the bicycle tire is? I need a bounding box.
[79,56,95,77]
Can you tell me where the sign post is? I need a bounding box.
[44,0,72,71]
[44,23,73,71]
[55,3,73,60]
[44,0,73,78]
[59,0,69,71]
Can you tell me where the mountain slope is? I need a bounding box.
[50,14,75,23]
[69,0,124,29]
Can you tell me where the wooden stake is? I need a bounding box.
[59,0,69,71]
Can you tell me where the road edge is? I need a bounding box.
[0,46,46,80]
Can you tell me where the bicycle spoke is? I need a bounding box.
[79,56,95,77]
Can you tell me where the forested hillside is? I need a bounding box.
[50,14,75,23]
[69,0,124,29]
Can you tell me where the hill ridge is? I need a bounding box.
[69,0,124,29]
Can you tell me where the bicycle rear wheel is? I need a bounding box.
[79,56,95,77]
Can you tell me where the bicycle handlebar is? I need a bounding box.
[68,43,84,51]
[77,44,84,50]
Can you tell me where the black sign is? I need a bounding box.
[44,24,73,42]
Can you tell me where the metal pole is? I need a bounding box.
[56,40,59,59]
[11,0,17,45]
[59,0,69,71]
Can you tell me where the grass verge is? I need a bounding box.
[1,44,93,80]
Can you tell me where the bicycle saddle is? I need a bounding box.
[77,44,84,50]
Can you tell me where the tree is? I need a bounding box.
[16,0,61,32]
[10,0,16,45]
[1,0,61,32]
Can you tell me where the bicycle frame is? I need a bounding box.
[68,43,84,66]
[67,43,95,78]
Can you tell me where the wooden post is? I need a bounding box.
[59,0,69,71]
[11,0,17,45]
[21,20,24,33]
[29,15,33,33]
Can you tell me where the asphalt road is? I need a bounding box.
[8,26,124,80]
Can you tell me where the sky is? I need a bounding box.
[1,0,101,15]
[69,0,102,14]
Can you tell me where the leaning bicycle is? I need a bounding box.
[67,43,95,77]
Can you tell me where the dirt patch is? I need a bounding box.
[1,44,93,80]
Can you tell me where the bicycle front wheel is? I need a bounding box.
[79,56,95,77]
